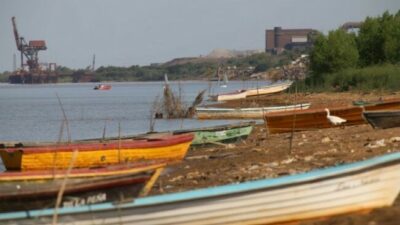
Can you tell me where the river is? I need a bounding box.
[0,80,270,142]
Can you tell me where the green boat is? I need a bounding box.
[173,122,255,145]
[352,100,383,106]
[78,122,255,146]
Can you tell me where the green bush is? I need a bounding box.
[296,64,400,92]
[304,10,400,92]
[310,30,359,74]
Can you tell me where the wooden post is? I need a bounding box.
[52,150,78,225]
[139,167,164,197]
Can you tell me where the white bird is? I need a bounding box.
[325,108,347,125]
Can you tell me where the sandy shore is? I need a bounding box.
[150,91,400,225]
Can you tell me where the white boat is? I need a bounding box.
[245,80,293,97]
[196,103,311,119]
[219,73,228,88]
[2,152,400,225]
[210,80,293,102]
[211,89,247,101]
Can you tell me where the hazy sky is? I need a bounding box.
[0,0,399,72]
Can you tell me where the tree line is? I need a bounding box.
[0,51,295,83]
[305,10,400,91]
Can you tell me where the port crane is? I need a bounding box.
[12,16,47,72]
[10,17,57,83]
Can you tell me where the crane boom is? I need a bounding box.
[11,16,21,51]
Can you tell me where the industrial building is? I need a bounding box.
[265,27,317,54]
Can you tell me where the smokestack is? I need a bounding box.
[13,53,16,71]
[92,54,96,72]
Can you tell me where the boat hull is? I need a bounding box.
[196,103,311,119]
[173,122,254,145]
[2,153,400,225]
[0,175,147,212]
[0,163,163,212]
[245,81,292,97]
[0,134,193,170]
[265,99,400,134]
[94,84,111,90]
[191,125,253,145]
[363,111,400,129]
[216,91,246,101]
[213,81,292,102]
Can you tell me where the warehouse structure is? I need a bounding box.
[265,27,317,54]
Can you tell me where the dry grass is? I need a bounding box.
[159,83,206,119]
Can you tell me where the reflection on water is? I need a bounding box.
[0,81,270,142]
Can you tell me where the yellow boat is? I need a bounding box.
[0,133,193,171]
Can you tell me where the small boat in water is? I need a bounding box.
[363,110,400,129]
[218,73,228,88]
[196,103,311,119]
[94,84,111,90]
[0,162,164,212]
[2,152,400,225]
[265,99,400,134]
[0,133,193,170]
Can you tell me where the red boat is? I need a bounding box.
[94,84,111,90]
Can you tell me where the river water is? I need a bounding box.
[0,80,270,142]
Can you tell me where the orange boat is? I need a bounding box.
[0,133,193,171]
[94,84,111,90]
[264,99,400,134]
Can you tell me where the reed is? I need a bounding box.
[160,83,205,119]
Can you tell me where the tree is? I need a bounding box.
[310,29,359,74]
[383,11,400,64]
[310,34,329,74]
[357,10,400,66]
[358,16,386,66]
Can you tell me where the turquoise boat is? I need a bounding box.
[1,152,400,224]
[173,122,255,145]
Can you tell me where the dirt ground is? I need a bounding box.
[150,91,400,225]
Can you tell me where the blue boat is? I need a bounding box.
[2,152,400,225]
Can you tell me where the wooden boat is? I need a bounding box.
[0,133,193,170]
[173,122,255,145]
[353,100,383,106]
[94,84,111,90]
[210,89,247,101]
[210,81,292,102]
[2,152,400,225]
[0,162,164,212]
[245,80,293,97]
[363,110,400,129]
[265,99,400,134]
[196,103,311,119]
[80,123,254,146]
